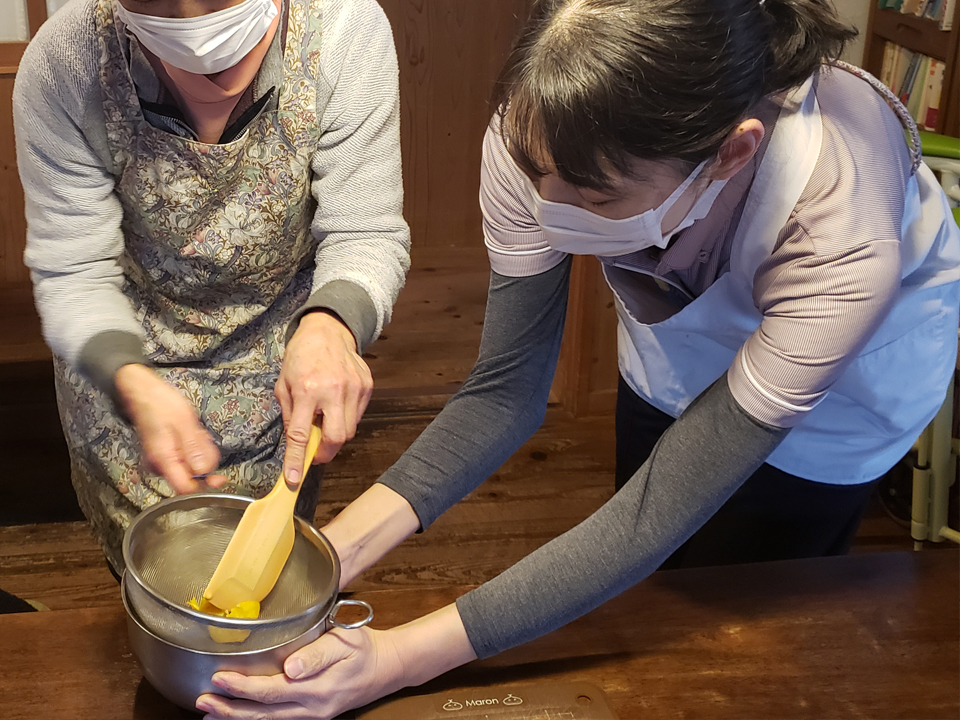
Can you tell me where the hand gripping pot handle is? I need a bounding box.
[328,599,374,630]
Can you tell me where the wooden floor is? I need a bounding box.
[0,244,954,613]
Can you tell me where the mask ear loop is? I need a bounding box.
[654,159,710,218]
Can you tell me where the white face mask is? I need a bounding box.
[114,0,278,75]
[524,160,728,257]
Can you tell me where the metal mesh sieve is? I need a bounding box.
[122,493,339,653]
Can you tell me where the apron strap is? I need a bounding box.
[830,60,922,175]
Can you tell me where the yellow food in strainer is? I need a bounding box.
[188,596,261,644]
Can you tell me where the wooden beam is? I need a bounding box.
[25,0,48,37]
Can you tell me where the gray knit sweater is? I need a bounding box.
[13,0,410,388]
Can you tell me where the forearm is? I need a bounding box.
[77,330,149,403]
[378,261,571,529]
[322,484,420,589]
[393,604,477,688]
[325,264,569,588]
[456,374,789,658]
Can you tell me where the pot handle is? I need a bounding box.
[328,599,374,630]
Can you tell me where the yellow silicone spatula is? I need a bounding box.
[203,425,322,611]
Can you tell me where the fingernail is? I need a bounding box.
[286,467,301,486]
[286,658,304,679]
[196,700,212,712]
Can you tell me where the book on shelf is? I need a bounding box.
[941,0,955,30]
[878,0,954,29]
[919,59,945,129]
[878,41,945,130]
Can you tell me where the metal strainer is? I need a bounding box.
[123,493,344,653]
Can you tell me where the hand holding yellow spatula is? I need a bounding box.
[203,425,323,611]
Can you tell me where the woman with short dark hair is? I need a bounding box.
[195,1,960,718]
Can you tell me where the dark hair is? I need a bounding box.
[494,0,856,189]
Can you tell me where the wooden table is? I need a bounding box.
[1,550,957,720]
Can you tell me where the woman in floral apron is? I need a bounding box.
[14,0,409,572]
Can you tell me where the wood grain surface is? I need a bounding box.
[0,409,618,609]
[362,245,489,411]
[552,257,619,417]
[0,550,956,720]
[0,401,938,613]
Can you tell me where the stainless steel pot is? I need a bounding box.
[120,494,373,710]
[122,575,372,710]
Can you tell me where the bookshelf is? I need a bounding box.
[862,0,960,136]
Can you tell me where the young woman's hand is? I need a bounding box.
[195,604,477,720]
[195,625,406,720]
[275,311,373,485]
[114,363,225,493]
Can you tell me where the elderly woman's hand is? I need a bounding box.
[275,311,373,484]
[114,364,226,493]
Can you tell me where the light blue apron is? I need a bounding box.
[605,71,960,484]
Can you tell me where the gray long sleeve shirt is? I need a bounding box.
[378,259,788,659]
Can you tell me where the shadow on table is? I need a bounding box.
[649,550,922,619]
[134,678,201,719]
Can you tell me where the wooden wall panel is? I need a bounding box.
[0,43,27,75]
[378,0,530,252]
[586,271,619,406]
[550,257,619,417]
[377,0,619,416]
[944,52,960,139]
[0,74,29,288]
[25,0,48,37]
[0,60,46,362]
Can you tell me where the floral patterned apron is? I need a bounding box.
[53,0,324,572]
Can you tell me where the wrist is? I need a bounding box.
[322,484,420,588]
[286,281,377,353]
[297,311,357,351]
[391,604,477,688]
[114,363,155,412]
